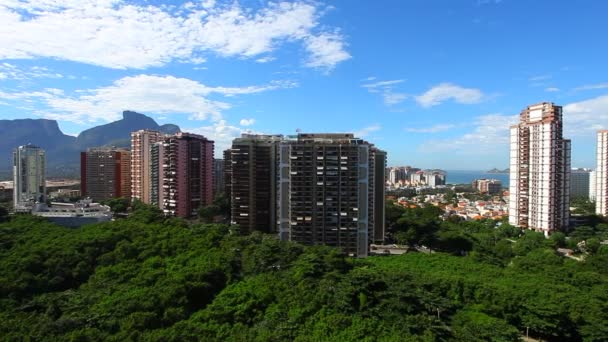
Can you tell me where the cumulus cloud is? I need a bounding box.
[0,74,295,123]
[240,118,255,126]
[420,93,608,154]
[420,114,517,153]
[415,83,484,107]
[563,94,608,136]
[0,0,350,71]
[187,119,252,155]
[303,32,351,70]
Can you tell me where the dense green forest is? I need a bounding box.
[1,203,607,341]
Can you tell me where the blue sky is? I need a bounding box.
[0,0,607,169]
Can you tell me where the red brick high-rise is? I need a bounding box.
[159,132,214,218]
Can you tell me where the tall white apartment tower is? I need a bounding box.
[594,131,608,215]
[13,144,46,211]
[509,103,571,236]
[131,130,164,204]
[589,170,596,202]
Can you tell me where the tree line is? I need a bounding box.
[0,202,606,341]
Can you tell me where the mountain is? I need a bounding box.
[74,111,179,148]
[0,111,180,178]
[487,168,509,174]
[0,118,76,174]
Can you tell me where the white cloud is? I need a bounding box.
[563,94,608,136]
[304,32,351,70]
[421,114,517,153]
[240,118,255,126]
[573,83,608,91]
[545,87,560,92]
[420,93,608,154]
[255,56,276,63]
[0,74,295,123]
[355,124,381,138]
[415,83,484,108]
[0,1,350,71]
[361,79,407,106]
[362,80,404,89]
[0,63,63,80]
[406,124,455,133]
[187,119,261,156]
[383,92,408,106]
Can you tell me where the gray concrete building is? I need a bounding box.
[277,133,386,257]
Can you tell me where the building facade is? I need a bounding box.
[472,179,502,194]
[131,130,164,204]
[150,141,165,207]
[373,150,387,243]
[81,148,131,202]
[213,159,225,197]
[13,144,46,211]
[589,170,596,202]
[509,102,571,235]
[224,134,283,234]
[595,130,608,215]
[277,133,386,257]
[570,168,591,198]
[160,133,214,218]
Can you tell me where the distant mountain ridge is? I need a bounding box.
[487,168,509,174]
[0,111,180,178]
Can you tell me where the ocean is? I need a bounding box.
[445,170,509,186]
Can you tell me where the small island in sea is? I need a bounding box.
[487,168,509,174]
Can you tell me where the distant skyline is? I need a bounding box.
[0,0,607,169]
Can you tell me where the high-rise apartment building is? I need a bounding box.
[595,130,608,215]
[389,167,407,184]
[223,149,233,211]
[213,159,225,197]
[472,179,502,194]
[81,148,131,202]
[224,134,283,234]
[150,141,165,207]
[373,150,387,244]
[509,102,571,235]
[589,170,596,202]
[570,168,591,198]
[277,133,386,257]
[13,144,46,211]
[425,170,447,187]
[160,132,214,218]
[131,130,164,204]
[409,169,445,187]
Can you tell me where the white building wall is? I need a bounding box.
[596,131,608,215]
[589,170,596,202]
[509,103,570,235]
[508,126,520,226]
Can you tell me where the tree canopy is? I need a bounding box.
[0,204,607,341]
